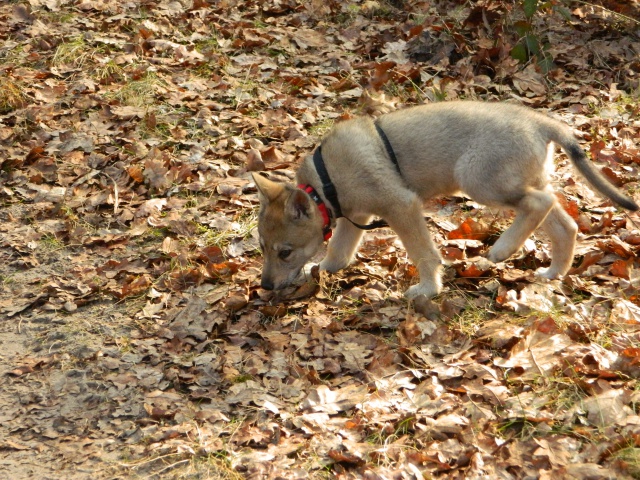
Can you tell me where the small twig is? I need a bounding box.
[235,66,253,111]
[529,346,545,378]
[118,452,183,468]
[102,172,120,215]
[153,459,190,476]
[625,210,639,230]
[392,70,429,101]
[48,243,84,253]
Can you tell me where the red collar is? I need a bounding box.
[298,184,332,240]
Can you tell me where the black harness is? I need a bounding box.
[311,121,400,233]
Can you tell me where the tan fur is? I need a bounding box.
[253,101,638,299]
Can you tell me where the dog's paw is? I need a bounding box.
[404,283,440,300]
[535,267,561,280]
[487,247,511,264]
[319,258,349,273]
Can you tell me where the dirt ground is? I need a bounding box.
[0,242,122,479]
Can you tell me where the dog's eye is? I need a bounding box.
[278,249,292,260]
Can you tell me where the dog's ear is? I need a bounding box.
[285,188,312,220]
[252,172,284,203]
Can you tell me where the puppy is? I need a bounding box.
[252,101,638,299]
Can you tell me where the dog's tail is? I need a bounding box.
[550,128,639,211]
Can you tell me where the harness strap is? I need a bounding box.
[310,121,404,235]
[312,146,343,219]
[345,217,391,230]
[374,121,401,176]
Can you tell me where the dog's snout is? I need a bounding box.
[261,278,275,290]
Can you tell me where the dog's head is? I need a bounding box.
[252,173,324,291]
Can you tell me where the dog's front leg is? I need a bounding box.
[319,216,371,272]
[385,198,443,299]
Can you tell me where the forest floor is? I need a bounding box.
[1,0,640,479]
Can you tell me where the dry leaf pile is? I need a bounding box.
[1,0,640,478]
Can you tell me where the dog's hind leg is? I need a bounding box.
[319,216,371,273]
[487,189,556,263]
[536,203,578,279]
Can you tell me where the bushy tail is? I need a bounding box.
[553,131,639,211]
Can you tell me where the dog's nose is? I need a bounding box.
[261,278,275,290]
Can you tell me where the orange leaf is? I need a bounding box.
[613,146,640,164]
[448,217,493,241]
[536,316,559,334]
[379,255,398,268]
[609,259,630,280]
[622,348,640,359]
[593,211,613,231]
[589,140,606,159]
[127,165,144,183]
[404,264,419,279]
[441,246,464,260]
[138,27,154,39]
[457,264,485,278]
[369,61,396,91]
[601,166,624,186]
[448,217,475,240]
[198,246,225,264]
[206,261,239,279]
[120,275,151,298]
[576,212,593,234]
[345,420,360,429]
[328,449,365,466]
[623,233,640,245]
[25,146,45,165]
[620,349,640,368]
[555,193,579,221]
[568,250,604,275]
[597,236,634,258]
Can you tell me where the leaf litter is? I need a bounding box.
[1,0,640,478]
